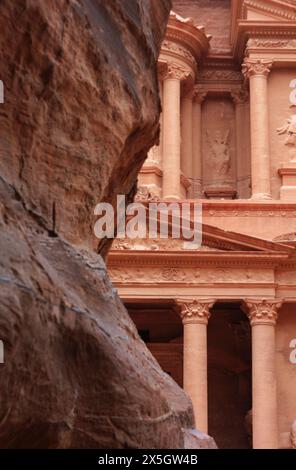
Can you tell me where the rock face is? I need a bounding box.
[0,0,215,449]
[0,0,170,252]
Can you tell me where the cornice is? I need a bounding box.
[200,199,296,211]
[234,21,296,61]
[108,251,290,269]
[231,1,296,45]
[242,0,296,21]
[140,165,163,177]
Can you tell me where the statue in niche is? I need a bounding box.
[277,114,296,161]
[206,129,232,177]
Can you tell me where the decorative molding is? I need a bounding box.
[109,266,275,285]
[243,298,283,325]
[247,38,296,49]
[161,40,196,69]
[242,0,296,22]
[112,238,222,252]
[203,207,296,219]
[165,12,211,63]
[163,62,193,81]
[135,186,160,202]
[231,89,249,104]
[198,68,243,83]
[176,298,215,325]
[242,58,273,78]
[274,232,296,242]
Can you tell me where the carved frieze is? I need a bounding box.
[247,39,296,49]
[161,40,196,68]
[109,266,273,284]
[112,237,221,252]
[198,68,243,83]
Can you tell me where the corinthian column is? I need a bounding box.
[162,63,190,200]
[243,298,283,449]
[242,59,273,199]
[192,89,206,198]
[176,298,215,433]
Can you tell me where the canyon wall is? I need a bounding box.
[0,0,215,448]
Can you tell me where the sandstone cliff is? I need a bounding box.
[0,0,216,449]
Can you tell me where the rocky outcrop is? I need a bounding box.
[0,0,170,252]
[0,0,211,449]
[183,429,218,449]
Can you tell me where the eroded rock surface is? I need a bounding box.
[0,0,208,449]
[0,0,170,251]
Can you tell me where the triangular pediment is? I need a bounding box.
[110,223,294,254]
[242,0,296,21]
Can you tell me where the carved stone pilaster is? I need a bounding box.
[176,298,215,325]
[243,298,283,326]
[242,58,273,79]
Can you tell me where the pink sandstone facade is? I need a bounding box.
[108,0,296,449]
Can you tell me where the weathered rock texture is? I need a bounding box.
[0,0,170,252]
[0,0,214,449]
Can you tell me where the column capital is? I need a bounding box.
[162,62,192,82]
[243,298,283,326]
[176,298,215,325]
[193,86,207,103]
[231,89,249,105]
[242,58,273,79]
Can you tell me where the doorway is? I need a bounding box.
[208,302,252,448]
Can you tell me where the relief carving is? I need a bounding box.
[109,267,273,284]
[277,115,296,161]
[247,39,296,49]
[206,129,232,178]
[242,58,273,78]
[176,299,215,325]
[199,69,243,82]
[112,237,222,252]
[243,299,283,326]
[161,40,195,67]
[135,186,160,202]
[165,63,192,81]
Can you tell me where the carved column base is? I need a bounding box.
[250,192,272,200]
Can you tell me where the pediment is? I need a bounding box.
[111,223,294,254]
[242,0,296,22]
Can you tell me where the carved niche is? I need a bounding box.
[202,97,236,196]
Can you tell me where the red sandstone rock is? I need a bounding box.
[0,0,212,449]
[183,429,218,449]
